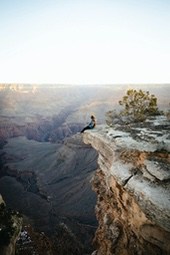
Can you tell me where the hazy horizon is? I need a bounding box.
[0,82,170,86]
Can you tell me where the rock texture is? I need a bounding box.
[0,194,22,255]
[83,116,170,255]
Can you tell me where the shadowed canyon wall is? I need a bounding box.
[0,195,22,255]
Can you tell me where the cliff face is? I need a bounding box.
[83,116,170,255]
[0,194,22,255]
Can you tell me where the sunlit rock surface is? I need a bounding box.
[83,116,170,255]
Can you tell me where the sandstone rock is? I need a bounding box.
[144,159,170,181]
[83,117,170,255]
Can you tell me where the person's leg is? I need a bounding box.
[81,126,91,133]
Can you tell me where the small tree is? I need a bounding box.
[119,89,159,121]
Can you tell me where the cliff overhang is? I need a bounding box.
[83,116,170,255]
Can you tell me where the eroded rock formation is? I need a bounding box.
[83,116,170,255]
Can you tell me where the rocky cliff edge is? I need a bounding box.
[83,116,170,255]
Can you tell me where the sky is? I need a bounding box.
[0,0,170,84]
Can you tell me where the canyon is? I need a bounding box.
[0,84,170,254]
[0,84,125,254]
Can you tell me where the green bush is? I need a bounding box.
[119,89,159,122]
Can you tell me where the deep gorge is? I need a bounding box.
[0,84,170,255]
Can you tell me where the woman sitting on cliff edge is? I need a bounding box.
[81,115,96,133]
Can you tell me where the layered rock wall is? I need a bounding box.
[83,118,170,255]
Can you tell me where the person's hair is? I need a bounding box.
[91,115,95,119]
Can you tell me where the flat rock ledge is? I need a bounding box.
[83,119,170,255]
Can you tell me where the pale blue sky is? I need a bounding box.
[0,0,170,84]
